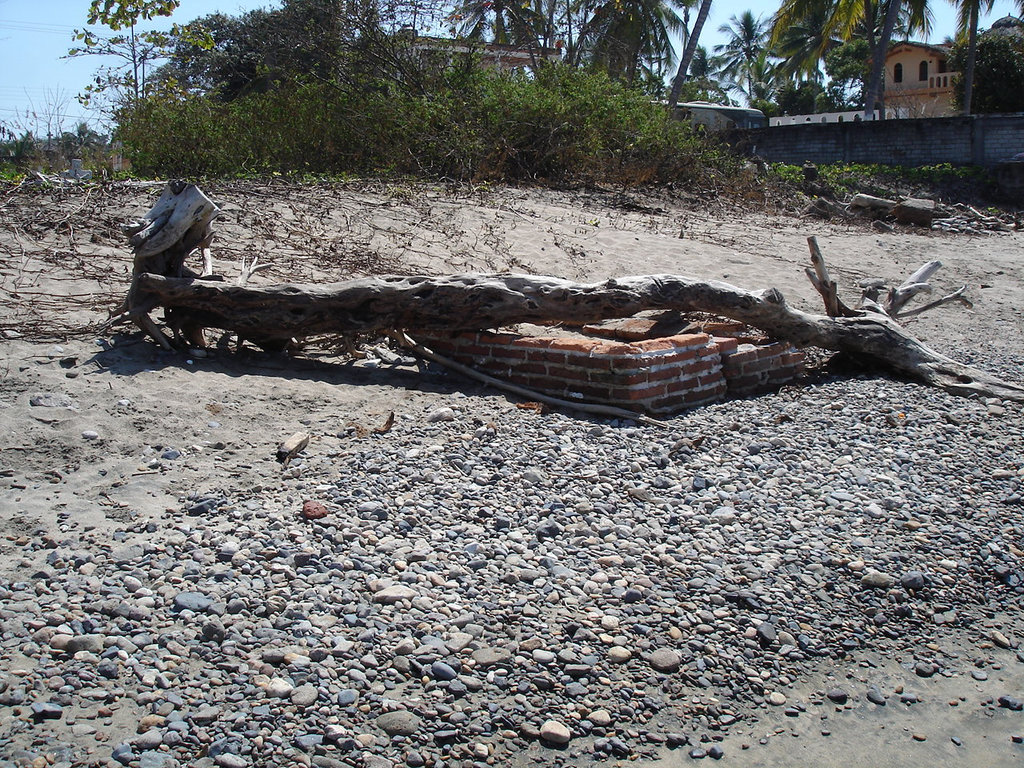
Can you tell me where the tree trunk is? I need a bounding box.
[131,271,1024,403]
[963,3,979,116]
[667,0,712,108]
[863,0,901,118]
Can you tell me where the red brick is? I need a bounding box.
[515,361,549,376]
[543,338,599,353]
[612,384,669,401]
[478,332,521,345]
[712,336,739,355]
[665,332,711,348]
[632,338,676,354]
[589,341,638,356]
[569,355,615,371]
[697,373,727,389]
[538,350,569,366]
[512,336,555,349]
[642,348,701,366]
[683,359,721,376]
[737,357,778,375]
[491,347,529,361]
[647,366,687,382]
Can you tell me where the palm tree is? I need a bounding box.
[771,4,840,81]
[955,0,996,114]
[689,44,714,78]
[738,50,779,105]
[771,0,932,118]
[712,11,769,98]
[582,0,687,84]
[667,0,712,106]
[452,0,519,43]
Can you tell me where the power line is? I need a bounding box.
[0,19,79,36]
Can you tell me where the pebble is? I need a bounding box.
[607,647,631,663]
[860,570,894,589]
[173,592,212,612]
[826,688,848,705]
[539,720,571,745]
[372,585,417,604]
[1,366,1022,768]
[265,678,293,698]
[649,648,681,673]
[290,685,319,706]
[377,711,421,737]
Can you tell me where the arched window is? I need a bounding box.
[919,60,928,81]
[894,63,903,83]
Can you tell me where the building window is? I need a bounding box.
[919,61,928,81]
[938,59,947,73]
[894,63,903,83]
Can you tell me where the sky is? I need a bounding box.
[1,0,1021,135]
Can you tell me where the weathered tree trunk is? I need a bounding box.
[110,180,219,349]
[132,270,1024,402]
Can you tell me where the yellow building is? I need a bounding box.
[884,42,958,118]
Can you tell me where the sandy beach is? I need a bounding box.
[1,179,1022,768]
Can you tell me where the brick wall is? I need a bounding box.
[728,114,1024,168]
[418,331,804,415]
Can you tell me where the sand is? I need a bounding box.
[1,179,1023,766]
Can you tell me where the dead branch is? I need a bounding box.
[130,270,1024,403]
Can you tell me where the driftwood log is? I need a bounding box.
[112,182,1024,405]
[109,180,221,350]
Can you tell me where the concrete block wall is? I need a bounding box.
[418,331,804,415]
[730,114,1024,167]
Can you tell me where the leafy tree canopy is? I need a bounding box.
[949,31,1024,113]
[820,38,870,111]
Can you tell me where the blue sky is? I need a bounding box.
[1,0,1020,135]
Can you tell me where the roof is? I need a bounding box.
[986,15,1024,37]
[886,41,951,58]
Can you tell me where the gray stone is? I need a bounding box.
[860,571,894,589]
[290,684,319,707]
[377,710,421,736]
[174,592,213,612]
[471,647,512,668]
[372,585,417,604]
[649,648,681,673]
[30,393,73,408]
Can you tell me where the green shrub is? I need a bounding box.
[115,66,735,184]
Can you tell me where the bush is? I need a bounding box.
[949,33,1024,114]
[115,66,736,184]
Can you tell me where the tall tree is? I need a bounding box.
[954,0,995,114]
[582,0,687,84]
[948,23,1024,113]
[770,3,839,81]
[667,0,712,106]
[772,0,931,118]
[712,10,769,98]
[69,0,210,105]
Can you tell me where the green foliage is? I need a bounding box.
[949,33,1024,114]
[776,80,822,116]
[86,0,179,29]
[116,66,734,185]
[769,161,985,196]
[821,39,870,110]
[70,0,212,107]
